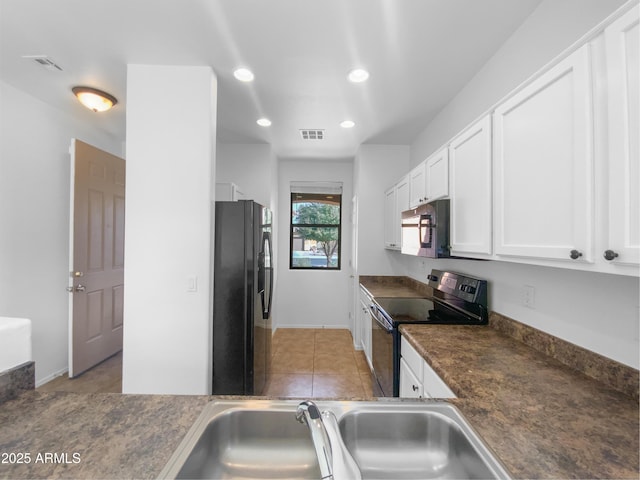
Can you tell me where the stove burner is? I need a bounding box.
[373,297,433,323]
[373,270,488,326]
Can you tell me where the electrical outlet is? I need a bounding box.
[522,285,535,308]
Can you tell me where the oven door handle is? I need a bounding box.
[371,307,393,333]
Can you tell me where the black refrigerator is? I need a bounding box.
[212,200,273,395]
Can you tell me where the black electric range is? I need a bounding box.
[369,270,488,397]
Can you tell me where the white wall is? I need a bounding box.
[354,145,410,276]
[0,80,122,385]
[216,143,275,209]
[410,0,629,167]
[404,0,639,368]
[273,158,353,330]
[122,65,217,394]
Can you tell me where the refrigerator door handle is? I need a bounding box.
[262,231,273,319]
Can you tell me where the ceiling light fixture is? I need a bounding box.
[257,118,272,127]
[234,68,255,82]
[348,68,370,83]
[72,86,117,112]
[340,120,355,128]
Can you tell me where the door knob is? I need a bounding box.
[74,284,86,292]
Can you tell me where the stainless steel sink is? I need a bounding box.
[162,404,321,479]
[339,404,505,479]
[158,400,510,480]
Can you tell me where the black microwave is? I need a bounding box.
[401,199,450,258]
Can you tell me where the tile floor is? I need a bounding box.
[37,351,122,394]
[265,328,374,399]
[36,328,374,399]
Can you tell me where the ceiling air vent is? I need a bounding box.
[22,55,63,71]
[300,129,325,140]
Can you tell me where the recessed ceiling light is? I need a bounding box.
[257,118,272,127]
[348,68,370,83]
[340,120,355,128]
[233,68,254,82]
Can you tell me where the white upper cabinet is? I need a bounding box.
[449,115,492,257]
[425,147,449,202]
[493,45,593,263]
[408,162,426,208]
[384,186,397,249]
[384,175,410,250]
[605,6,639,267]
[215,182,245,201]
[396,175,410,219]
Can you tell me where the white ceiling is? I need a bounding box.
[0,0,542,159]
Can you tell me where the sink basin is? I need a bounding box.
[159,401,510,480]
[164,406,321,479]
[339,405,503,479]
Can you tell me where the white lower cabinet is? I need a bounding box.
[359,288,373,369]
[422,360,456,399]
[399,357,423,398]
[400,335,456,399]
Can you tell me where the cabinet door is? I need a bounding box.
[383,186,397,249]
[396,175,410,214]
[396,176,410,247]
[358,298,371,367]
[605,6,640,266]
[408,162,426,208]
[399,358,423,398]
[450,115,492,256]
[425,147,449,201]
[422,360,456,399]
[493,45,593,263]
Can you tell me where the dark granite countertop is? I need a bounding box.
[359,275,431,298]
[364,275,639,479]
[0,391,212,479]
[400,324,639,479]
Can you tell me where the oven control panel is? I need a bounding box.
[427,270,487,306]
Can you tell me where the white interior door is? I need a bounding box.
[68,139,125,377]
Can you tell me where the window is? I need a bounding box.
[290,191,342,270]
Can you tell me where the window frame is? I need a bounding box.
[289,192,342,270]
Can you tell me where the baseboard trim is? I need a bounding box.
[36,367,69,388]
[275,325,350,330]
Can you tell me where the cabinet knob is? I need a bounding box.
[569,249,582,260]
[412,385,419,392]
[603,250,619,261]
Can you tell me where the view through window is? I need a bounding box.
[290,192,342,269]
